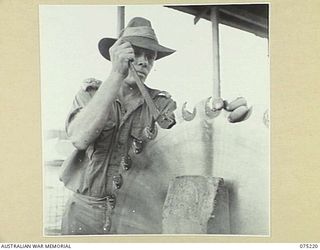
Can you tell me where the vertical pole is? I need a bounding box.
[210,7,221,99]
[209,7,221,177]
[117,6,125,37]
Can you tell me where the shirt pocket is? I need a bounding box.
[87,121,117,161]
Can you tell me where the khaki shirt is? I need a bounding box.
[60,78,176,199]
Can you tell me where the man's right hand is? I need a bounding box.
[109,38,135,78]
[68,40,137,150]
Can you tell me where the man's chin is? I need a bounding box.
[137,72,147,80]
[125,77,146,86]
[137,75,146,83]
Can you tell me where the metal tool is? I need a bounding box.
[128,61,159,139]
[128,61,161,121]
[181,102,197,121]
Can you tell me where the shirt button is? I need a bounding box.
[106,194,116,209]
[120,155,132,171]
[113,174,123,189]
[103,216,112,232]
[144,125,158,140]
[132,139,143,154]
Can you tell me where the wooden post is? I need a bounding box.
[210,7,221,99]
[162,176,230,234]
[117,6,125,37]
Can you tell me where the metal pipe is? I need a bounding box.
[117,6,125,37]
[210,6,221,99]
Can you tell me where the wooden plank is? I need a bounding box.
[162,176,230,234]
[219,6,268,29]
[166,5,268,39]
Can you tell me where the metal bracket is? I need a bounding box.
[182,102,197,121]
[205,97,224,119]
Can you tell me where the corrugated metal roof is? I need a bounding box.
[166,4,269,39]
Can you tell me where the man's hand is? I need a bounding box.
[109,38,135,78]
[224,97,252,123]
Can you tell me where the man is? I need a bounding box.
[59,17,250,235]
[60,17,177,235]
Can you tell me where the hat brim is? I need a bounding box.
[98,37,175,61]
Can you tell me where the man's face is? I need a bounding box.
[124,46,157,87]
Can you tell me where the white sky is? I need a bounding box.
[39,5,269,131]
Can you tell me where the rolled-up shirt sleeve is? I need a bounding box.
[65,88,93,136]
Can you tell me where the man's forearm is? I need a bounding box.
[68,72,124,150]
